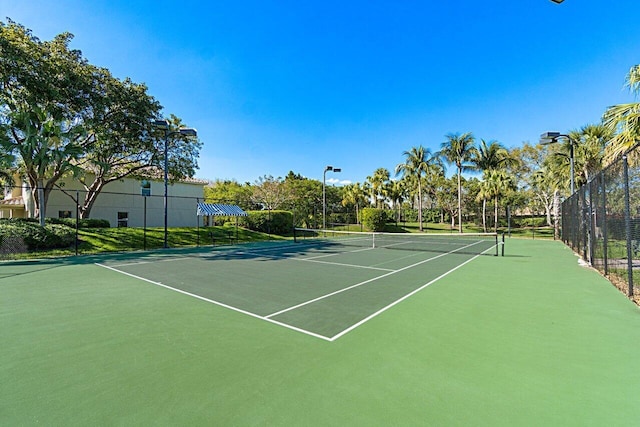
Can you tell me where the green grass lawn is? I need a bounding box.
[2,238,639,425]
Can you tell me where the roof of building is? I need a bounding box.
[0,196,25,207]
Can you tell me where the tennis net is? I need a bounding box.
[293,228,504,256]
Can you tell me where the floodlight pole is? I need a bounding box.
[152,119,197,248]
[540,131,575,195]
[323,165,341,230]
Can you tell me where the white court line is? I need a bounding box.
[328,244,497,341]
[94,262,333,342]
[265,240,484,319]
[296,258,394,272]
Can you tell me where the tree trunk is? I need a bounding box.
[457,169,462,233]
[494,197,499,233]
[482,198,487,233]
[79,178,106,219]
[417,180,423,231]
[553,188,561,239]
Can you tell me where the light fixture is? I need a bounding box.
[540,131,575,195]
[323,165,341,230]
[152,119,198,248]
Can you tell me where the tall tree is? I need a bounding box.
[366,168,390,208]
[0,147,14,186]
[341,182,367,224]
[603,64,640,163]
[572,123,611,184]
[0,20,96,223]
[387,179,408,224]
[472,139,518,172]
[395,145,442,231]
[484,169,516,232]
[471,140,519,229]
[205,179,253,210]
[252,175,291,211]
[284,171,322,228]
[439,132,477,232]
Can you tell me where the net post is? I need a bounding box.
[495,233,498,257]
[501,233,505,256]
[293,227,298,243]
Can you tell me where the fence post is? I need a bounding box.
[600,172,608,276]
[196,198,200,247]
[623,155,634,297]
[581,188,588,261]
[75,190,79,256]
[588,180,595,266]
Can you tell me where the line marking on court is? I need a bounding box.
[328,244,497,341]
[94,262,333,342]
[296,258,395,272]
[265,240,484,319]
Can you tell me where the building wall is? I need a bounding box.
[5,176,206,228]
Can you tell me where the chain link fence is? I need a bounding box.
[0,186,251,260]
[561,147,640,303]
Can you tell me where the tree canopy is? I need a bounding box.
[0,19,201,221]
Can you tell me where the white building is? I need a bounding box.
[1,175,207,228]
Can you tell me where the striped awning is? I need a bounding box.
[197,203,248,217]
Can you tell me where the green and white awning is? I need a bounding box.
[197,203,247,217]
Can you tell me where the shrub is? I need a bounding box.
[361,208,387,231]
[240,210,293,235]
[0,219,76,251]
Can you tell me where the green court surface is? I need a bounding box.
[2,238,640,425]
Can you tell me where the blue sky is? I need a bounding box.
[2,0,639,185]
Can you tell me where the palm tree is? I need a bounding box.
[603,64,640,163]
[473,139,519,172]
[484,170,515,232]
[439,132,477,232]
[472,140,519,229]
[573,124,611,183]
[395,145,442,231]
[341,182,367,224]
[366,168,390,209]
[387,179,408,224]
[475,180,492,232]
[0,150,15,187]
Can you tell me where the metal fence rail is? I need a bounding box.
[561,148,640,302]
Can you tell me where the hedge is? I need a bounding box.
[0,220,76,251]
[361,208,387,231]
[239,210,293,235]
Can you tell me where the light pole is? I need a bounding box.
[152,119,197,248]
[540,131,575,195]
[323,165,341,230]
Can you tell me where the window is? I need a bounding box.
[117,212,128,227]
[58,211,72,219]
[141,180,151,197]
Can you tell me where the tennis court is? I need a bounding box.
[3,237,640,425]
[95,231,502,341]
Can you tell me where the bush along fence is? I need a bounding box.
[561,146,640,303]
